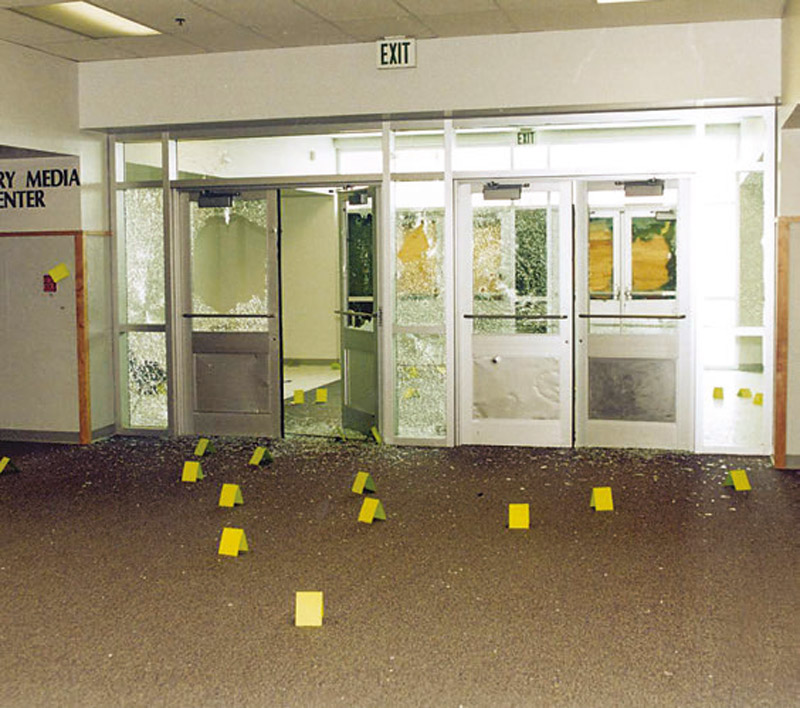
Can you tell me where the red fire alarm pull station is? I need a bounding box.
[43,274,57,293]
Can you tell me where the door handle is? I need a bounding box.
[334,310,376,319]
[463,314,568,320]
[577,314,686,320]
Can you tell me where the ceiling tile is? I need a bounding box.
[190,0,322,30]
[92,0,229,34]
[333,14,435,41]
[417,10,516,37]
[398,0,498,15]
[0,8,85,43]
[294,0,410,22]
[171,25,279,52]
[36,38,138,61]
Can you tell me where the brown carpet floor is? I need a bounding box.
[0,437,798,708]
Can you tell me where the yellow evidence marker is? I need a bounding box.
[292,389,305,405]
[194,438,216,457]
[370,426,383,444]
[182,461,204,482]
[590,486,614,511]
[218,527,249,557]
[508,503,530,529]
[249,446,273,466]
[218,483,244,508]
[315,388,328,404]
[48,262,70,283]
[0,457,20,474]
[723,469,752,491]
[358,497,386,524]
[351,471,377,495]
[753,393,764,406]
[737,388,752,398]
[295,591,324,627]
[712,387,724,400]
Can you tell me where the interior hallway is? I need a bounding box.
[0,437,797,708]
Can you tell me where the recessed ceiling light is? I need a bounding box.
[13,2,160,39]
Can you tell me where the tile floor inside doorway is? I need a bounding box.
[0,437,797,708]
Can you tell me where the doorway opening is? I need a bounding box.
[279,186,378,440]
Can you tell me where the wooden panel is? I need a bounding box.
[773,218,795,469]
[75,232,92,445]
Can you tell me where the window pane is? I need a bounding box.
[630,216,676,297]
[394,182,445,327]
[121,188,164,324]
[395,333,446,438]
[122,142,162,182]
[589,217,614,298]
[739,172,764,327]
[124,331,168,428]
[189,197,269,332]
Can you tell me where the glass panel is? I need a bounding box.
[335,134,382,174]
[471,190,559,335]
[122,142,162,182]
[588,358,676,422]
[394,333,446,438]
[473,356,559,420]
[630,216,676,297]
[738,172,764,327]
[454,131,513,171]
[179,135,338,179]
[394,182,445,327]
[189,197,269,332]
[345,198,375,332]
[124,331,168,428]
[589,217,614,298]
[392,131,445,173]
[121,188,164,324]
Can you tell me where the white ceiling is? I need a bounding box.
[0,0,787,62]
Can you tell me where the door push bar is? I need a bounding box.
[182,313,275,318]
[578,313,687,320]
[463,313,568,320]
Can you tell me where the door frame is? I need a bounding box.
[170,179,384,439]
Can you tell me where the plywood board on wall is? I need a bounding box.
[0,235,79,432]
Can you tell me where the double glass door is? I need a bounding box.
[456,178,691,449]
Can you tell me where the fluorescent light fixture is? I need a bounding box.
[14,2,160,39]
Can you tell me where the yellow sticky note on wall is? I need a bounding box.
[351,471,376,495]
[295,591,324,627]
[508,503,530,529]
[293,390,305,405]
[590,486,614,511]
[48,263,70,283]
[723,469,752,491]
[219,483,244,508]
[712,387,724,400]
[358,497,386,524]
[315,388,328,404]
[753,393,764,406]
[218,527,249,557]
[182,461,204,482]
[737,388,752,398]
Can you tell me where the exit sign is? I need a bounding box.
[376,37,416,69]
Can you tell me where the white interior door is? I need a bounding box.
[178,189,281,437]
[575,179,692,449]
[456,181,573,446]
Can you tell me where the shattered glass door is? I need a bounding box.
[457,181,573,446]
[181,190,281,436]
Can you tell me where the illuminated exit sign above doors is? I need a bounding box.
[376,37,416,69]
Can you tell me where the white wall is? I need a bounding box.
[280,193,339,361]
[0,40,111,439]
[79,20,781,130]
